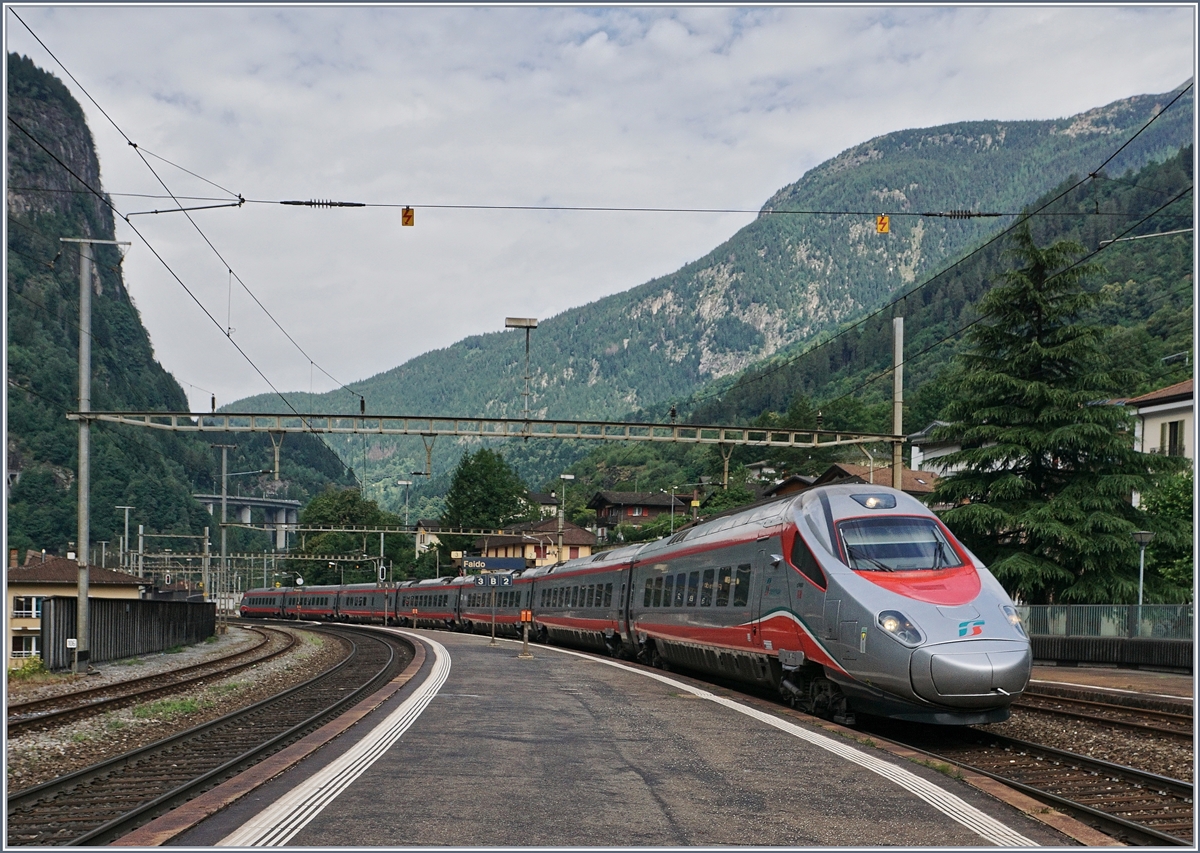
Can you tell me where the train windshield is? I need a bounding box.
[837,516,963,572]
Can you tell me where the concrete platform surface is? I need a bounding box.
[174,629,1077,847]
[1031,664,1193,701]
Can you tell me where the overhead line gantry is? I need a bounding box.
[68,410,904,488]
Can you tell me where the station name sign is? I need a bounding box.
[461,557,526,571]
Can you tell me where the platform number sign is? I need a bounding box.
[876,214,890,234]
[473,574,512,587]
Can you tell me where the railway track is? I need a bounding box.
[6,626,296,736]
[1013,688,1193,741]
[6,625,412,847]
[888,727,1193,845]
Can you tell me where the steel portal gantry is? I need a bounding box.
[66,410,905,490]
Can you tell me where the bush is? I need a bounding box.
[7,656,48,681]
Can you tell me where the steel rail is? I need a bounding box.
[1014,690,1193,740]
[6,625,408,847]
[908,731,1193,846]
[67,411,902,448]
[6,627,295,735]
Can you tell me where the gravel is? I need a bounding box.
[7,627,262,706]
[7,624,349,793]
[980,709,1194,783]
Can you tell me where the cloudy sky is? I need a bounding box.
[6,5,1195,410]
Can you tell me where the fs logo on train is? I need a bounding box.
[958,619,985,637]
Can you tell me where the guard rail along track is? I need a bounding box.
[6,625,411,846]
[902,730,1193,845]
[6,627,295,736]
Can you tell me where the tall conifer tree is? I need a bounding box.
[931,224,1176,604]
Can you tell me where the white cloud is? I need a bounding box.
[6,5,1194,408]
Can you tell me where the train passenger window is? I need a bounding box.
[673,574,686,607]
[652,577,663,607]
[662,575,674,606]
[700,569,715,606]
[716,567,732,606]
[734,565,752,607]
[644,580,653,607]
[686,572,699,607]
[571,586,579,607]
[604,583,613,607]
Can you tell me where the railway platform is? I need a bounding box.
[113,627,1104,848]
[1030,663,1193,712]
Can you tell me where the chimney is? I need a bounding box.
[8,548,16,569]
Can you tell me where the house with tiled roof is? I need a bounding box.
[472,518,596,566]
[810,463,938,498]
[6,551,147,668]
[587,491,688,541]
[1127,379,1193,460]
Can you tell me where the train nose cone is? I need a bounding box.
[910,640,1031,708]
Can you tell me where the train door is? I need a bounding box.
[755,539,804,654]
[617,565,632,644]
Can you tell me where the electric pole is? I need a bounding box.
[63,237,128,673]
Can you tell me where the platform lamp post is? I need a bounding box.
[505,317,538,423]
[1132,530,1155,637]
[556,473,574,561]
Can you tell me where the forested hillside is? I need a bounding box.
[691,144,1194,428]
[232,81,1192,508]
[5,54,356,560]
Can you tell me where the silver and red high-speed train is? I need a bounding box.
[240,484,1031,725]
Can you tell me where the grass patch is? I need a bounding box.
[106,718,126,731]
[205,635,219,644]
[164,645,185,654]
[117,657,145,666]
[857,738,877,749]
[133,698,202,720]
[210,682,245,696]
[914,758,963,780]
[70,732,93,743]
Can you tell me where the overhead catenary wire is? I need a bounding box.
[11,13,367,427]
[821,184,1194,410]
[9,9,366,412]
[8,185,1150,218]
[6,114,360,487]
[687,81,1195,407]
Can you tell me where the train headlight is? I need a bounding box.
[877,610,923,646]
[1001,605,1026,637]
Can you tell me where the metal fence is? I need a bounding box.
[41,597,216,671]
[1017,604,1193,640]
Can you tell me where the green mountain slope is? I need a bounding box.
[5,54,355,560]
[232,83,1192,506]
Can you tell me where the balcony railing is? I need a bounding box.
[1016,604,1193,640]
